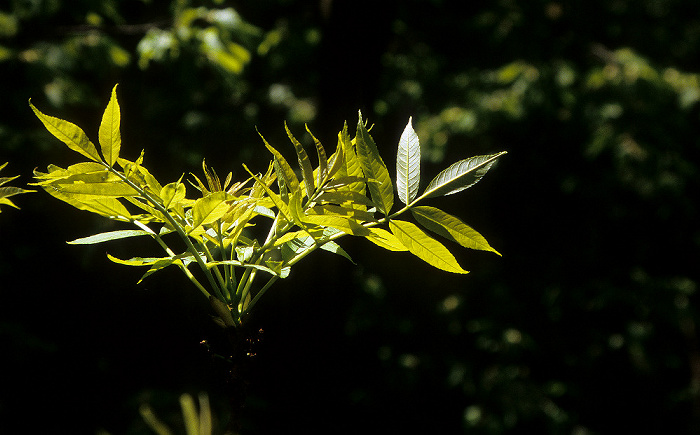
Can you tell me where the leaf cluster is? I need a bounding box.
[30,85,505,327]
[0,162,33,213]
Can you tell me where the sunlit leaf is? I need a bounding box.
[411,205,501,255]
[319,240,355,264]
[302,213,370,236]
[50,181,139,197]
[242,164,292,221]
[356,112,393,215]
[364,227,408,251]
[30,100,102,163]
[396,116,420,205]
[389,219,468,274]
[313,190,375,207]
[338,122,364,195]
[98,84,121,167]
[286,122,315,196]
[67,229,152,245]
[420,151,506,200]
[259,131,300,195]
[190,191,230,232]
[306,124,328,187]
[161,180,186,209]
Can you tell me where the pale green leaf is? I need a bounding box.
[356,112,393,215]
[389,219,468,274]
[397,116,420,205]
[99,84,121,167]
[30,100,102,163]
[67,229,152,245]
[411,205,501,255]
[420,151,506,200]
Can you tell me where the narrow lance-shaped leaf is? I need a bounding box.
[258,130,300,195]
[418,151,507,201]
[396,116,420,205]
[306,124,328,187]
[285,122,315,196]
[411,205,501,256]
[67,229,153,245]
[355,112,394,215]
[98,84,121,167]
[29,100,102,163]
[389,219,468,274]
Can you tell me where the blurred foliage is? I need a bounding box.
[2,0,700,434]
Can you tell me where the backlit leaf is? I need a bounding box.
[364,227,407,251]
[389,219,468,274]
[30,100,102,163]
[190,191,230,232]
[421,151,506,200]
[99,84,121,167]
[411,205,501,255]
[68,229,152,245]
[320,240,355,264]
[161,180,186,209]
[286,122,315,196]
[306,124,328,187]
[356,112,393,215]
[396,116,420,205]
[259,131,300,195]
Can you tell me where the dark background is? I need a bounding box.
[1,0,700,433]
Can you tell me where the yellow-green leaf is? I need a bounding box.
[356,112,393,215]
[306,124,328,187]
[389,219,468,274]
[50,181,139,197]
[190,191,230,232]
[259,131,300,195]
[364,227,407,251]
[286,122,315,196]
[161,180,186,209]
[411,205,501,256]
[303,214,370,236]
[30,100,102,163]
[99,84,121,167]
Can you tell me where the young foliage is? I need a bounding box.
[30,86,505,327]
[0,162,33,213]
